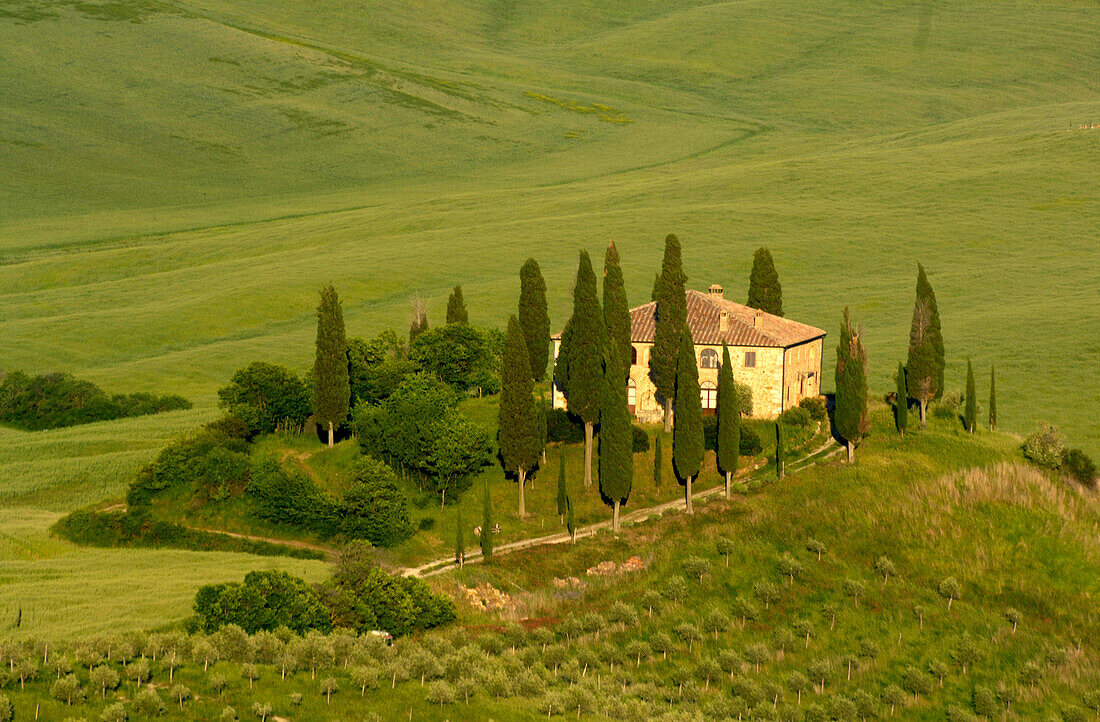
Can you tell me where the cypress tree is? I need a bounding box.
[716,343,740,497]
[566,494,576,544]
[312,284,350,447]
[746,247,784,317]
[895,362,909,436]
[480,477,493,560]
[498,315,541,517]
[599,343,633,534]
[519,259,550,382]
[651,272,661,302]
[964,358,977,433]
[445,285,468,325]
[988,363,997,431]
[554,317,574,400]
[906,264,944,423]
[603,241,632,381]
[556,444,568,524]
[454,505,465,567]
[563,251,604,488]
[650,234,687,432]
[673,325,704,514]
[775,422,784,480]
[536,396,548,466]
[835,308,869,462]
[653,433,663,488]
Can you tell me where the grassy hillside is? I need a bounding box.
[0,410,1095,721]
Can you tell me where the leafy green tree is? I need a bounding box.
[51,673,85,705]
[964,358,977,432]
[339,457,414,547]
[100,701,127,722]
[134,687,164,716]
[320,677,338,704]
[653,433,663,488]
[561,251,604,486]
[716,537,735,566]
[600,343,633,533]
[566,494,576,543]
[875,555,897,584]
[446,285,468,324]
[519,258,550,382]
[410,324,500,394]
[938,577,961,609]
[650,234,687,432]
[906,264,945,423]
[312,284,350,446]
[673,325,703,513]
[746,247,783,316]
[556,444,568,523]
[882,684,905,716]
[425,411,492,507]
[89,664,119,699]
[347,332,415,405]
[251,701,272,721]
[835,308,869,462]
[988,363,997,431]
[716,343,740,497]
[480,477,493,560]
[895,361,908,435]
[218,362,310,436]
[499,315,541,516]
[602,241,632,380]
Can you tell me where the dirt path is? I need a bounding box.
[402,427,844,579]
[182,525,334,555]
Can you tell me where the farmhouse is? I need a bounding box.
[553,284,826,421]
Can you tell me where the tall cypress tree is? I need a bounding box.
[964,358,977,433]
[651,272,661,302]
[557,444,568,524]
[312,284,350,447]
[746,247,784,317]
[716,343,740,497]
[554,317,574,401]
[563,251,604,488]
[907,264,945,423]
[895,361,909,436]
[650,234,687,433]
[988,363,997,432]
[498,315,541,517]
[454,505,465,567]
[599,344,633,534]
[566,494,576,544]
[480,477,493,560]
[673,325,704,514]
[445,285,468,325]
[835,308,869,462]
[519,259,550,382]
[653,433,663,488]
[603,241,632,381]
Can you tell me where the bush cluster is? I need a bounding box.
[703,417,763,456]
[126,426,250,507]
[192,571,331,634]
[799,396,828,421]
[778,406,812,428]
[217,362,310,437]
[0,370,190,431]
[1023,422,1065,469]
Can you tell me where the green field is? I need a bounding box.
[0,0,1097,665]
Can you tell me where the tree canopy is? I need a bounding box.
[906,264,945,422]
[673,325,703,513]
[519,258,551,382]
[835,308,869,461]
[599,343,633,533]
[498,315,541,516]
[746,247,784,316]
[650,234,687,431]
[410,324,499,394]
[446,285,468,325]
[312,284,350,446]
[603,241,632,381]
[218,362,309,436]
[716,343,740,495]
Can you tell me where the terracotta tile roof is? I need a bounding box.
[553,289,825,348]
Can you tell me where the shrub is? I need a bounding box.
[631,425,650,453]
[217,362,309,436]
[339,457,414,547]
[1061,448,1097,488]
[799,396,827,421]
[932,390,961,419]
[133,688,164,716]
[100,702,127,722]
[972,686,997,718]
[0,370,191,430]
[1023,422,1065,469]
[127,428,249,507]
[247,456,338,535]
[193,571,331,634]
[777,406,812,428]
[0,696,11,722]
[410,324,500,394]
[51,674,85,705]
[546,408,585,443]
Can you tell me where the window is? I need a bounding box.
[744,351,757,368]
[627,378,637,413]
[630,346,638,366]
[700,382,717,411]
[700,348,719,369]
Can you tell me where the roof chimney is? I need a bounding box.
[753,310,763,330]
[708,283,724,299]
[719,310,729,333]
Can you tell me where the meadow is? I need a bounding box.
[0,0,1097,674]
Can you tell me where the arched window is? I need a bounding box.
[630,346,638,366]
[700,381,717,413]
[627,378,637,415]
[700,348,719,369]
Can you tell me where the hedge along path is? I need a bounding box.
[403,424,842,579]
[175,524,334,557]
